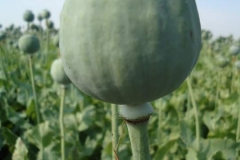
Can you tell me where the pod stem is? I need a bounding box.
[45,29,49,65]
[29,55,44,159]
[111,104,119,160]
[187,77,200,151]
[127,121,151,160]
[27,22,30,32]
[39,21,42,37]
[60,85,66,160]
[39,22,43,54]
[120,103,153,160]
[28,55,40,124]
[46,29,49,52]
[157,99,162,144]
[237,105,240,142]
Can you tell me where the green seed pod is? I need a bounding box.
[60,0,202,105]
[46,21,54,29]
[50,58,71,85]
[18,35,40,54]
[30,24,39,31]
[37,14,43,22]
[229,45,240,56]
[216,55,229,68]
[23,10,35,23]
[41,10,51,19]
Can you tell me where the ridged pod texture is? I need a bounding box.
[50,58,71,85]
[18,35,40,54]
[60,0,202,105]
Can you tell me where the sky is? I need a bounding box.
[0,0,240,39]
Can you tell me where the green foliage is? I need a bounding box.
[12,138,28,160]
[1,15,240,160]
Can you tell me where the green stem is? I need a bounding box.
[126,122,151,160]
[187,85,191,111]
[80,100,84,111]
[27,22,30,32]
[38,22,43,58]
[237,105,240,142]
[111,104,118,160]
[25,89,28,106]
[45,29,49,65]
[120,103,153,160]
[71,84,77,101]
[59,86,66,160]
[39,22,43,40]
[29,55,44,159]
[157,99,162,144]
[187,77,200,151]
[28,55,40,124]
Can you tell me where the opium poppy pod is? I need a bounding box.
[229,45,240,56]
[50,58,71,85]
[37,14,43,22]
[18,35,40,54]
[41,10,51,19]
[23,10,34,23]
[60,0,202,105]
[46,21,54,29]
